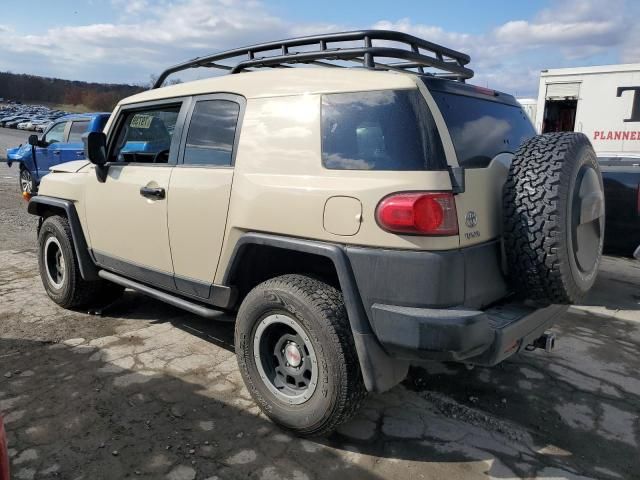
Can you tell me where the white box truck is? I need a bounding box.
[532,64,640,258]
[533,64,640,158]
[516,98,537,124]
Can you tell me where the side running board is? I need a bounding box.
[98,270,228,320]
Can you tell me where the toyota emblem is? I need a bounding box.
[465,211,478,228]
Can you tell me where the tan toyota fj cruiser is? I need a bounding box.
[28,31,605,436]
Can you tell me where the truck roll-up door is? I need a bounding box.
[546,82,581,100]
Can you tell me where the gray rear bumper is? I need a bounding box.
[370,302,566,365]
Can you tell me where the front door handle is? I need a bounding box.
[52,150,61,156]
[140,186,165,199]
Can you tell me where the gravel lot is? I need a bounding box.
[0,127,37,250]
[1,127,639,479]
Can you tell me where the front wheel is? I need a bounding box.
[38,216,124,309]
[19,168,34,195]
[235,274,367,437]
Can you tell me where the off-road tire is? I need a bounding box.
[503,132,604,304]
[235,274,367,437]
[38,216,124,309]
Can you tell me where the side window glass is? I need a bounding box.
[44,122,67,144]
[183,100,240,166]
[321,90,445,171]
[68,121,89,143]
[111,105,180,164]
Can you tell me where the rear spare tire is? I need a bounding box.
[503,132,604,304]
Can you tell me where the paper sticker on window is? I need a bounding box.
[130,114,153,129]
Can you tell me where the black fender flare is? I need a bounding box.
[27,196,100,281]
[223,232,409,393]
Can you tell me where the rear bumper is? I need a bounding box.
[370,302,566,365]
[346,240,566,365]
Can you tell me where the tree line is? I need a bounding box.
[0,71,145,111]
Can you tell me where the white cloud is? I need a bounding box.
[111,0,151,15]
[0,0,290,83]
[0,0,637,96]
[373,0,639,95]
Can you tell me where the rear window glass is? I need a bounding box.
[430,91,535,168]
[321,90,446,171]
[68,121,89,143]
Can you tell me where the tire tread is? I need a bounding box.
[503,132,600,304]
[236,274,367,437]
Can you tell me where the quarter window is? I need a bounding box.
[111,105,180,163]
[321,90,446,171]
[44,122,67,144]
[183,100,240,166]
[68,121,89,143]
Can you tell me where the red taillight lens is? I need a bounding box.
[472,85,498,97]
[376,192,459,235]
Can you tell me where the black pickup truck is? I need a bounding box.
[600,157,640,258]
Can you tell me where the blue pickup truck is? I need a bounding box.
[6,113,110,194]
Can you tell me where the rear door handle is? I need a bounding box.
[52,151,61,156]
[140,186,166,199]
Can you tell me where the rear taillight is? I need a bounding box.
[376,192,459,235]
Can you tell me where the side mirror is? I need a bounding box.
[28,134,39,147]
[83,131,107,166]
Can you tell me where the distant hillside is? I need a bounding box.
[0,72,145,111]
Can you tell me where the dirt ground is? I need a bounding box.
[0,127,37,250]
[1,127,639,480]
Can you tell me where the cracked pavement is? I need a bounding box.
[2,252,639,480]
[1,147,640,479]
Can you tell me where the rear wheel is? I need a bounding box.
[38,216,124,309]
[235,274,367,437]
[19,168,34,195]
[503,132,605,304]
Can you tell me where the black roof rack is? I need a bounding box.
[152,30,473,89]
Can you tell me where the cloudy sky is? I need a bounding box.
[1,0,638,96]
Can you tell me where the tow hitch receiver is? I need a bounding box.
[527,331,556,352]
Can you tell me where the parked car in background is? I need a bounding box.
[0,103,70,130]
[5,112,110,194]
[531,64,640,258]
[5,117,29,128]
[35,121,52,132]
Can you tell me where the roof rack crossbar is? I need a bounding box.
[153,29,473,88]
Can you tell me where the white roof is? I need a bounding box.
[120,68,418,106]
[541,63,640,77]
